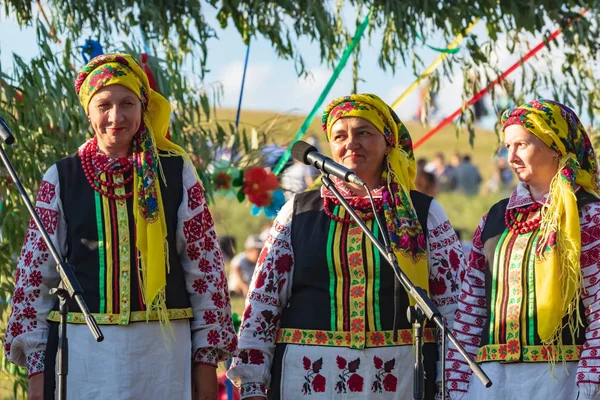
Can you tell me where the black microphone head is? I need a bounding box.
[290,140,317,164]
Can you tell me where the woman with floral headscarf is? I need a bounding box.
[228,94,466,399]
[446,99,600,399]
[4,54,237,399]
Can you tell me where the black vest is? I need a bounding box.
[54,153,191,316]
[479,190,598,346]
[270,189,437,399]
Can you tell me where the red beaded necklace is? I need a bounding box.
[504,202,543,234]
[81,136,134,200]
[323,196,384,224]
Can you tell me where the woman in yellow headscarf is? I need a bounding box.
[446,99,600,400]
[228,94,466,399]
[4,53,237,399]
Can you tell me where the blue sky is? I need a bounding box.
[0,5,586,131]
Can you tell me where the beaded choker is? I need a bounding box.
[504,202,543,234]
[323,196,384,224]
[81,136,134,200]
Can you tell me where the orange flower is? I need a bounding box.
[215,172,232,190]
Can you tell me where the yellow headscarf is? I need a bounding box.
[322,94,429,304]
[76,53,190,326]
[502,99,600,345]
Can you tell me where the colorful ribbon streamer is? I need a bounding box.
[413,13,585,149]
[391,20,480,110]
[235,42,252,129]
[272,9,372,175]
[415,33,461,54]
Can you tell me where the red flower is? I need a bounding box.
[350,286,365,299]
[22,307,37,320]
[336,355,347,369]
[207,330,220,346]
[373,356,383,369]
[215,172,232,190]
[315,331,328,344]
[275,254,293,274]
[13,287,24,304]
[507,339,519,355]
[23,251,33,267]
[187,244,200,261]
[37,238,47,252]
[248,349,264,365]
[198,258,213,273]
[312,373,326,392]
[303,356,311,371]
[400,330,412,343]
[192,279,208,294]
[351,318,365,332]
[449,249,460,271]
[203,311,216,325]
[347,373,364,392]
[430,277,447,296]
[29,270,42,287]
[349,253,361,267]
[382,374,398,392]
[243,167,279,207]
[370,332,385,346]
[292,330,302,343]
[9,322,23,338]
[211,292,225,309]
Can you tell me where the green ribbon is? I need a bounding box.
[415,32,461,54]
[273,8,372,175]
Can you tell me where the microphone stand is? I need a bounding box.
[0,123,103,400]
[320,173,491,399]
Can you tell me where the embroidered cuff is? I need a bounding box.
[240,382,267,399]
[193,347,219,367]
[26,350,45,378]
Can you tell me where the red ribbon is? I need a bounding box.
[414,12,587,149]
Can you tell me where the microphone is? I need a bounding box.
[0,117,15,145]
[291,140,365,187]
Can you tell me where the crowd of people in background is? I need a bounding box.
[414,150,514,198]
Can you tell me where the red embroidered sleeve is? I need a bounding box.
[576,202,600,399]
[227,197,295,399]
[426,201,467,315]
[5,165,65,377]
[445,213,488,398]
[178,162,237,364]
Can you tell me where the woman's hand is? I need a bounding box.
[192,363,218,400]
[27,373,44,400]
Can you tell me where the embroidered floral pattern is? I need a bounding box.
[26,350,45,377]
[477,344,581,362]
[302,357,326,394]
[239,382,266,397]
[193,347,219,367]
[371,356,398,393]
[133,125,159,223]
[334,356,364,393]
[276,328,436,347]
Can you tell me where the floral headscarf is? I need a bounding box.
[502,99,600,346]
[322,94,428,304]
[76,53,191,326]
